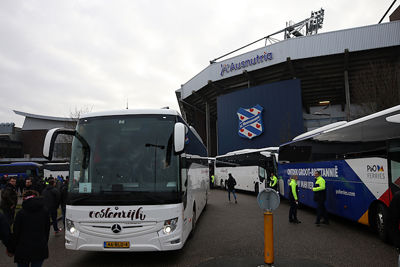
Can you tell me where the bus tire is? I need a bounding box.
[372,202,389,242]
[255,183,259,195]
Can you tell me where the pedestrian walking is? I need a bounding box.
[227,173,237,204]
[312,171,329,225]
[288,175,301,224]
[269,172,278,191]
[6,190,50,267]
[0,177,18,226]
[210,175,215,189]
[42,178,62,233]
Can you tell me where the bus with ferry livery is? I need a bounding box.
[278,105,400,240]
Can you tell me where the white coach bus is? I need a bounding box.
[43,162,70,179]
[43,109,209,251]
[214,147,279,194]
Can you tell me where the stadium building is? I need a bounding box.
[176,19,400,156]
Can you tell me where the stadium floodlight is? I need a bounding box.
[210,8,325,63]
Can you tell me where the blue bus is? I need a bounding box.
[0,162,42,189]
[278,105,400,241]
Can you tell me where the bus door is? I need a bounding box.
[258,165,267,190]
[388,139,400,200]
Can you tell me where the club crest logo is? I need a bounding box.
[237,105,264,139]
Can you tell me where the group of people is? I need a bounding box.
[288,171,329,225]
[0,174,69,267]
[220,170,329,225]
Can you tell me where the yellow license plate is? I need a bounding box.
[104,241,130,248]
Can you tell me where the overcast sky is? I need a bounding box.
[0,0,396,127]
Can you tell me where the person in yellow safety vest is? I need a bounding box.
[289,175,301,223]
[269,172,278,191]
[312,171,329,225]
[211,175,215,189]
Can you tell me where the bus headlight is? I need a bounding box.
[163,217,178,234]
[66,219,77,234]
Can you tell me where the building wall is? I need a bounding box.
[21,130,47,158]
[217,79,304,154]
[0,139,23,158]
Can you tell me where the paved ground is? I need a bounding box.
[0,189,398,266]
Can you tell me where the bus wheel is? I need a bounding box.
[373,203,389,241]
[255,183,259,195]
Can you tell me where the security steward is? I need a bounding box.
[211,175,215,189]
[312,171,329,225]
[269,172,278,191]
[289,175,301,223]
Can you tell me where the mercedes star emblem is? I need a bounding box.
[111,224,122,233]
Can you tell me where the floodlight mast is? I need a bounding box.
[210,8,325,64]
[285,8,325,39]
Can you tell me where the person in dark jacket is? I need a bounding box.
[60,176,69,229]
[1,177,18,226]
[23,178,33,194]
[0,210,11,248]
[41,178,62,233]
[227,173,237,204]
[7,190,50,267]
[0,175,7,190]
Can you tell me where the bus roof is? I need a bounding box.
[286,105,400,145]
[316,105,400,142]
[0,162,42,167]
[80,109,181,119]
[217,147,279,158]
[292,121,347,141]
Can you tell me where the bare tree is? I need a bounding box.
[351,60,400,118]
[69,105,94,121]
[53,105,93,159]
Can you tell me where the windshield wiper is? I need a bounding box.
[145,143,165,149]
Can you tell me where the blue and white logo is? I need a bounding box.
[237,105,264,139]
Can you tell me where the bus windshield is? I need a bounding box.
[69,114,180,205]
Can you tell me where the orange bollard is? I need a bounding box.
[264,211,274,265]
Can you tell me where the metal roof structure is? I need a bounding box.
[14,110,77,122]
[177,21,400,122]
[14,110,78,131]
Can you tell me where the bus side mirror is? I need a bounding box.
[174,122,186,153]
[43,128,76,160]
